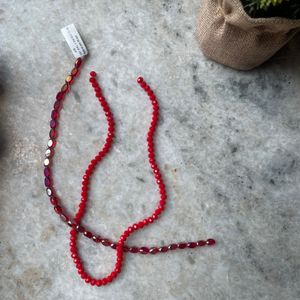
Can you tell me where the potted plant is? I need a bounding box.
[197,0,300,70]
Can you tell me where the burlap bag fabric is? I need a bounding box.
[197,0,300,70]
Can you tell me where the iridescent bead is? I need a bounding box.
[65,75,73,84]
[75,58,82,68]
[47,139,56,148]
[46,188,52,196]
[44,158,50,166]
[44,167,50,177]
[45,149,53,158]
[71,67,78,76]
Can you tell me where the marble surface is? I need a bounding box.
[1,1,300,299]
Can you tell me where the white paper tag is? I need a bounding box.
[61,24,88,58]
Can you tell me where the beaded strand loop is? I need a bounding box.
[43,58,216,286]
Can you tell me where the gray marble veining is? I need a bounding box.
[0,1,300,299]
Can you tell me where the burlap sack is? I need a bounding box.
[197,0,300,70]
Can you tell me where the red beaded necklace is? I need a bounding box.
[44,57,216,286]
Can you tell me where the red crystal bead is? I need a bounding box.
[75,58,82,68]
[53,101,61,110]
[206,239,216,246]
[44,167,50,177]
[179,243,187,249]
[139,247,149,254]
[54,205,62,214]
[129,247,138,253]
[101,239,111,246]
[51,110,59,120]
[56,91,64,101]
[149,247,159,254]
[137,76,144,83]
[169,244,178,250]
[187,242,197,248]
[197,240,206,247]
[49,129,57,139]
[48,139,56,148]
[84,231,93,239]
[90,71,97,77]
[50,197,58,206]
[50,120,57,129]
[71,67,78,76]
[61,83,69,93]
[160,246,168,253]
[44,177,51,187]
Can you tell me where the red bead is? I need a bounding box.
[149,247,158,254]
[90,71,97,77]
[53,101,61,110]
[169,244,178,250]
[91,279,96,286]
[70,229,77,235]
[50,120,57,129]
[179,243,187,249]
[75,58,82,68]
[110,243,117,249]
[96,280,103,287]
[155,207,162,215]
[61,83,69,93]
[139,247,149,254]
[56,91,64,101]
[50,197,58,206]
[51,110,59,120]
[71,67,78,76]
[128,226,134,233]
[65,75,73,84]
[137,76,144,84]
[206,239,216,246]
[197,240,206,247]
[101,239,111,246]
[44,167,50,177]
[44,177,51,187]
[85,277,91,283]
[54,205,62,214]
[48,139,56,148]
[160,246,168,253]
[187,242,197,248]
[84,231,93,239]
[129,247,138,253]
